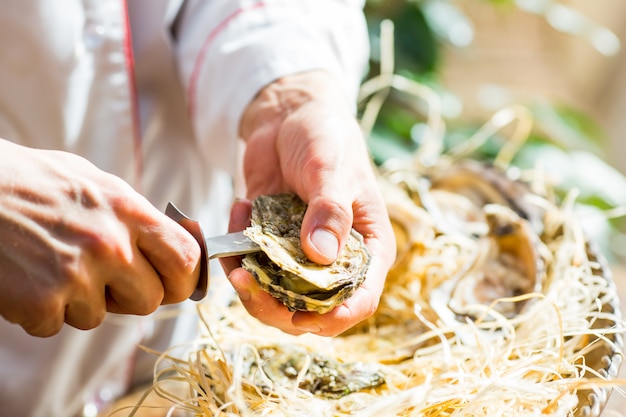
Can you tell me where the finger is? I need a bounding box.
[135,210,202,304]
[11,293,66,338]
[19,306,66,337]
[291,275,382,337]
[65,297,107,331]
[300,193,353,265]
[283,121,365,264]
[60,265,108,330]
[104,246,167,315]
[227,267,306,336]
[0,252,105,337]
[292,211,395,336]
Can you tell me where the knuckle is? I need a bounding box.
[310,196,352,222]
[29,287,65,316]
[67,307,106,331]
[21,293,66,337]
[172,238,201,277]
[162,287,188,305]
[133,291,163,316]
[85,228,123,257]
[25,321,64,338]
[53,252,100,298]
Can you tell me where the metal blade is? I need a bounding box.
[204,230,260,259]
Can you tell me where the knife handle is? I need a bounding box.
[165,202,209,301]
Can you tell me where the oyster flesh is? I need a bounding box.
[242,193,371,314]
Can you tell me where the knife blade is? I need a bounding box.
[165,202,260,301]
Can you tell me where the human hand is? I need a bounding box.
[0,140,201,337]
[221,70,396,337]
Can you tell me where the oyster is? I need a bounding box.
[247,345,385,398]
[427,161,546,235]
[448,203,546,320]
[242,193,371,314]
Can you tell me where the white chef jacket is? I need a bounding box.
[0,0,369,416]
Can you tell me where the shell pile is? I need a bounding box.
[242,193,371,314]
[378,160,550,329]
[142,158,623,417]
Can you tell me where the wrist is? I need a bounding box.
[239,70,351,140]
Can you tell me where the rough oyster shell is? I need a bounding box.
[242,193,371,314]
[248,345,385,398]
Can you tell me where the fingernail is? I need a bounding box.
[311,228,339,261]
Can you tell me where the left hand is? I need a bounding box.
[221,70,396,337]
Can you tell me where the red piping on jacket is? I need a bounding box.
[187,1,267,120]
[121,0,143,192]
[119,0,145,397]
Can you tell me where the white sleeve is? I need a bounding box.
[174,0,370,173]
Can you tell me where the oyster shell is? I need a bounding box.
[247,345,385,398]
[428,161,546,235]
[242,193,371,314]
[447,203,546,320]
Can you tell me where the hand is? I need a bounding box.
[222,70,396,337]
[0,139,201,337]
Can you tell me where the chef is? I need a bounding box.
[0,1,396,415]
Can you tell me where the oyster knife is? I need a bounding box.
[165,202,260,301]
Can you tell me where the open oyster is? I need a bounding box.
[448,203,546,320]
[242,193,371,314]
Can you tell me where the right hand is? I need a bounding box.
[0,139,201,337]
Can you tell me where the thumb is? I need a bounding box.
[300,194,353,265]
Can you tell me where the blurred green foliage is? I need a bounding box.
[361,0,626,262]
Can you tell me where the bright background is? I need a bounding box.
[362,0,626,412]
